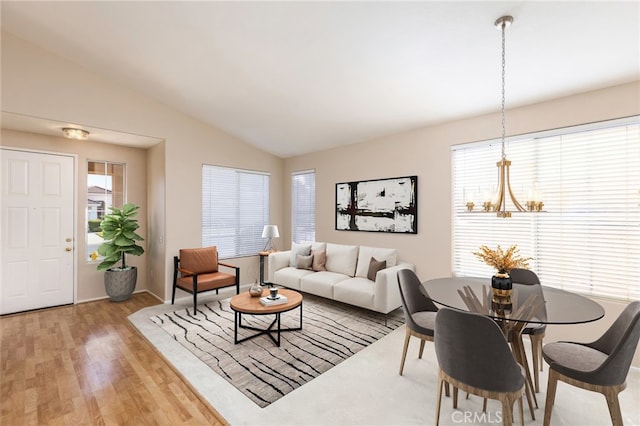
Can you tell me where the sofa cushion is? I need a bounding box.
[367,257,387,281]
[334,277,376,310]
[302,241,327,253]
[300,271,349,299]
[296,254,314,270]
[355,246,397,278]
[289,242,312,267]
[325,243,359,277]
[273,267,314,290]
[311,249,327,272]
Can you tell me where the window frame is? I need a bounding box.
[291,169,316,244]
[86,160,126,262]
[202,164,270,259]
[451,116,640,302]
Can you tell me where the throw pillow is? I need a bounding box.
[355,246,398,278]
[325,243,359,277]
[311,249,327,271]
[296,254,314,270]
[289,242,312,267]
[367,257,387,281]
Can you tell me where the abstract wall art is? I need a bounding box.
[335,175,418,233]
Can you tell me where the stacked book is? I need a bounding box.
[259,294,288,306]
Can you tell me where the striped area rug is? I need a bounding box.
[150,293,403,407]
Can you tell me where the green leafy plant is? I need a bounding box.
[88,219,102,233]
[97,203,144,271]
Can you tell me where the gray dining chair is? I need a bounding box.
[434,307,525,426]
[542,301,640,426]
[510,268,546,392]
[397,269,438,376]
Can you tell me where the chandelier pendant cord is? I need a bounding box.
[501,20,507,161]
[494,15,525,217]
[464,15,544,216]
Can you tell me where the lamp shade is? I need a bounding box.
[261,225,279,239]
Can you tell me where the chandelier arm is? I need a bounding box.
[505,162,526,212]
[496,160,507,212]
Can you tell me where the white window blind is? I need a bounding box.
[202,165,270,258]
[452,118,640,302]
[292,170,316,244]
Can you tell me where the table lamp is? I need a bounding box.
[261,225,280,252]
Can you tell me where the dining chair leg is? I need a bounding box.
[453,386,459,409]
[543,369,559,426]
[418,339,426,359]
[510,337,537,420]
[534,333,545,372]
[435,375,444,426]
[517,396,525,426]
[399,326,411,375]
[523,376,536,421]
[603,387,623,426]
[530,334,543,392]
[500,399,515,426]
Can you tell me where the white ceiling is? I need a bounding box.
[1,1,638,157]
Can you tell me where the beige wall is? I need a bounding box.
[284,81,640,365]
[1,129,148,301]
[1,32,284,302]
[146,141,166,300]
[284,81,640,280]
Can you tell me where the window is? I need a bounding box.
[87,161,125,261]
[292,170,316,243]
[452,118,640,302]
[202,165,269,258]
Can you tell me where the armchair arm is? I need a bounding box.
[373,263,416,314]
[267,251,291,283]
[178,263,239,276]
[177,267,195,276]
[219,261,240,293]
[218,261,239,271]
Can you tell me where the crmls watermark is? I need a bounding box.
[451,411,503,424]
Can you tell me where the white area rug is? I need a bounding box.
[149,294,402,407]
[129,288,640,425]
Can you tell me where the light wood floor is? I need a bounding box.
[0,292,227,425]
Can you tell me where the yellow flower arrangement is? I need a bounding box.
[473,244,532,273]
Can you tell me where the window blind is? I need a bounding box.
[292,170,316,244]
[202,165,269,258]
[452,118,640,302]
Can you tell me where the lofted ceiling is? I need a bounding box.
[1,1,638,158]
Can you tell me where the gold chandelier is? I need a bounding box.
[466,15,543,218]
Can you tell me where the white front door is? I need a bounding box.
[1,149,75,314]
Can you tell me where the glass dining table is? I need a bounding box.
[421,276,605,420]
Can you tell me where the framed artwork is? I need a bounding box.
[335,175,417,233]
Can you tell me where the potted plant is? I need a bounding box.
[97,203,145,301]
[473,244,532,309]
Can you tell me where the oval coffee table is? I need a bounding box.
[230,288,303,347]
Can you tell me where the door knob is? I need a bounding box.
[65,247,72,252]
[66,238,72,242]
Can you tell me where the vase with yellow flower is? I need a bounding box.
[473,244,532,311]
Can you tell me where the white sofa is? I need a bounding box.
[267,242,415,314]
